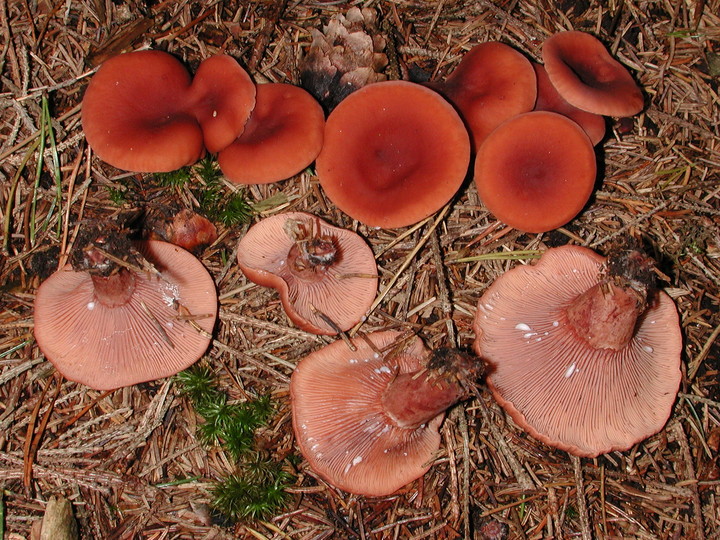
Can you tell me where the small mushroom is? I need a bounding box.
[472,245,682,457]
[291,331,481,495]
[541,31,644,117]
[427,41,537,150]
[237,212,377,335]
[217,83,325,184]
[316,81,471,228]
[532,63,606,146]
[34,236,217,390]
[474,111,596,233]
[185,54,257,154]
[82,50,204,172]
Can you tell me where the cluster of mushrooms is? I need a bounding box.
[32,25,682,499]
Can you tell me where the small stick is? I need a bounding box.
[309,303,356,352]
[139,300,174,348]
[571,455,592,540]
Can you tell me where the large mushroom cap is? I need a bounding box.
[34,240,217,390]
[532,63,606,146]
[427,41,537,150]
[316,80,471,229]
[473,245,682,457]
[81,50,204,172]
[217,83,325,184]
[542,31,644,117]
[291,331,444,496]
[237,212,377,335]
[186,54,256,154]
[474,111,596,233]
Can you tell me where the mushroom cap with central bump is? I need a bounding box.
[237,212,377,335]
[472,245,682,457]
[316,80,471,229]
[33,240,218,390]
[542,31,644,117]
[474,111,596,234]
[218,83,325,184]
[81,50,204,172]
[291,331,447,496]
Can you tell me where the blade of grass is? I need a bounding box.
[3,139,41,254]
[41,95,63,237]
[450,249,543,264]
[29,96,48,247]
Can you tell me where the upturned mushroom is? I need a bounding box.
[472,245,682,457]
[291,331,482,496]
[34,225,217,390]
[236,212,377,335]
[474,111,596,233]
[81,50,204,172]
[426,41,537,150]
[217,83,325,184]
[316,80,471,228]
[541,31,644,117]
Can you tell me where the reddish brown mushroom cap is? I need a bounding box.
[542,31,644,117]
[474,111,596,233]
[217,83,325,184]
[82,50,204,172]
[533,63,606,146]
[316,81,471,228]
[237,212,377,335]
[186,55,256,153]
[427,41,537,150]
[33,240,217,390]
[472,246,682,457]
[291,331,446,496]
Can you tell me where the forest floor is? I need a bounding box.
[1,0,719,538]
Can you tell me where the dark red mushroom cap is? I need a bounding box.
[291,331,479,496]
[473,245,682,457]
[427,41,537,150]
[217,83,325,184]
[316,80,471,229]
[82,50,204,172]
[237,212,377,335]
[533,63,606,146]
[185,54,257,154]
[474,111,596,233]
[33,240,217,390]
[542,31,644,117]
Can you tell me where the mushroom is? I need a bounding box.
[34,235,217,390]
[82,50,204,172]
[316,80,471,228]
[291,330,481,496]
[185,54,257,154]
[532,63,606,146]
[217,83,325,184]
[473,111,596,233]
[426,41,537,150]
[472,245,682,457]
[236,212,377,335]
[541,31,644,117]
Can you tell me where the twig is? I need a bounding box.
[571,455,592,540]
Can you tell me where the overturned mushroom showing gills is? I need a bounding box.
[217,83,325,184]
[427,41,537,150]
[473,245,682,457]
[237,212,377,335]
[316,81,471,228]
[34,240,217,390]
[474,111,596,233]
[291,331,481,496]
[542,31,644,117]
[82,50,204,172]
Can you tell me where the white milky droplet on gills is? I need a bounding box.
[87,302,95,310]
[515,323,532,331]
[643,345,654,353]
[565,362,578,378]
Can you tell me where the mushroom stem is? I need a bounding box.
[382,349,480,429]
[90,268,137,308]
[565,282,640,350]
